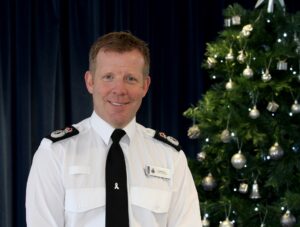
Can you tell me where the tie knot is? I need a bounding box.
[111,129,126,143]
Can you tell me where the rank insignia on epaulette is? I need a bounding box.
[154,131,181,151]
[46,126,79,142]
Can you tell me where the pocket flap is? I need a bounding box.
[65,187,105,212]
[131,187,171,213]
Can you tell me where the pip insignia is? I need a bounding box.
[154,131,181,151]
[46,126,79,142]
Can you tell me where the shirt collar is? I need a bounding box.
[90,111,136,146]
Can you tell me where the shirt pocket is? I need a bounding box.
[65,187,105,212]
[131,187,172,213]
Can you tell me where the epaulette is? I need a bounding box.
[46,126,79,142]
[154,131,181,151]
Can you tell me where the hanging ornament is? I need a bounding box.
[296,44,300,55]
[224,18,232,27]
[249,180,261,199]
[267,101,279,112]
[249,105,260,119]
[294,33,300,55]
[219,217,234,227]
[277,60,288,70]
[202,173,217,191]
[255,0,286,13]
[207,57,217,68]
[202,216,210,227]
[294,33,300,43]
[261,69,272,82]
[249,92,259,119]
[231,150,247,169]
[243,65,254,78]
[259,210,268,227]
[291,100,300,114]
[197,151,206,162]
[225,49,234,61]
[220,129,231,143]
[280,210,296,227]
[269,142,284,160]
[231,15,241,25]
[225,79,235,91]
[221,114,232,142]
[237,50,246,63]
[239,182,249,194]
[187,125,201,139]
[241,24,253,37]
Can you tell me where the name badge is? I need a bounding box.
[145,165,171,180]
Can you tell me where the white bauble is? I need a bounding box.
[231,151,247,169]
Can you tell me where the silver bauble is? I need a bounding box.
[220,129,231,143]
[197,151,206,162]
[225,49,234,61]
[225,79,235,91]
[267,101,279,112]
[261,69,272,82]
[291,100,300,114]
[281,210,296,227]
[249,106,260,119]
[231,150,247,169]
[243,65,254,78]
[237,50,246,63]
[187,125,201,139]
[202,173,217,191]
[219,217,234,227]
[269,142,284,160]
[202,217,210,227]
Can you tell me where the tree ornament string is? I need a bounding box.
[255,0,286,13]
[221,113,232,143]
[261,58,273,82]
[259,209,268,226]
[249,92,260,119]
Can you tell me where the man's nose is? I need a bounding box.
[112,78,127,95]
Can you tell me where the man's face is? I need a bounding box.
[85,49,151,128]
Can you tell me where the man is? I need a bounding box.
[26,31,202,227]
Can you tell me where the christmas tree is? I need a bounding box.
[184,1,300,226]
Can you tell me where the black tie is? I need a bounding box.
[105,129,129,227]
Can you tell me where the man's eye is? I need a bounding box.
[126,76,138,83]
[102,74,113,81]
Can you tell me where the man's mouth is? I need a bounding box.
[109,101,129,106]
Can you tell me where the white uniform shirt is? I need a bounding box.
[26,112,202,227]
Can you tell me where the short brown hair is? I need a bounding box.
[88,31,150,75]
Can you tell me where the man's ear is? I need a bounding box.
[142,75,151,97]
[85,71,94,94]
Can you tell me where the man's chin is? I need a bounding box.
[108,116,132,128]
